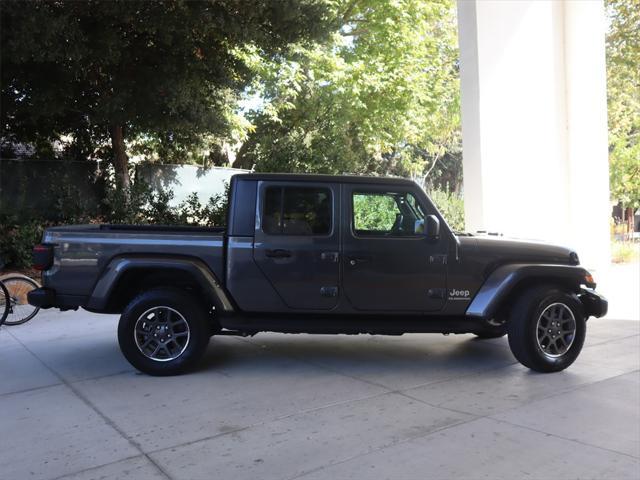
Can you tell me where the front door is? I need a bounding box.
[253,181,340,310]
[341,185,447,312]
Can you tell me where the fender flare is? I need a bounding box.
[466,263,593,319]
[86,255,235,312]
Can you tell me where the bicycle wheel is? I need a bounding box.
[0,281,9,327]
[2,275,41,325]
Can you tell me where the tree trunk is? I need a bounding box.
[109,125,130,191]
[626,206,634,238]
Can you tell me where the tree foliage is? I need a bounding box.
[606,0,640,208]
[236,0,461,189]
[353,194,398,231]
[1,0,338,185]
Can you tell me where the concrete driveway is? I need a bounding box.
[1,310,638,480]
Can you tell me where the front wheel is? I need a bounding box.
[118,288,211,376]
[507,286,586,373]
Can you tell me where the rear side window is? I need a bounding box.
[262,187,332,235]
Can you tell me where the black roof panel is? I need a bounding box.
[232,172,417,186]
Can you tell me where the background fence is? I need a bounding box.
[0,159,246,219]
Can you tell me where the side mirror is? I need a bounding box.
[425,214,440,241]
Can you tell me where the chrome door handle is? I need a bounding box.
[265,249,292,258]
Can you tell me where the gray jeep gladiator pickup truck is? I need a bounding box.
[29,173,607,376]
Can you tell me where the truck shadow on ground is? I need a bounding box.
[4,322,515,382]
[196,334,516,378]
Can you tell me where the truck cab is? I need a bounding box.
[225,174,449,315]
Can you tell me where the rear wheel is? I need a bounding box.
[507,286,585,372]
[118,288,211,376]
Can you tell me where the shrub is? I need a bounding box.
[101,176,156,224]
[175,186,228,226]
[611,240,640,264]
[48,173,100,224]
[0,216,45,269]
[353,194,398,231]
[101,175,228,226]
[428,188,465,231]
[0,172,230,269]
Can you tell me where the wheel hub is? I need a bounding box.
[536,302,576,358]
[134,306,190,362]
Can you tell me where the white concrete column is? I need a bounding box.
[457,0,610,269]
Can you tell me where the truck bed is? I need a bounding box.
[41,224,226,300]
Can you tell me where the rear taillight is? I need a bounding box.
[32,244,54,271]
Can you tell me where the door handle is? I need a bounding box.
[265,249,292,258]
[348,255,371,266]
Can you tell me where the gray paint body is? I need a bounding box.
[32,173,606,331]
[42,224,225,294]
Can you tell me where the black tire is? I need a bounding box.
[1,275,41,326]
[118,288,211,376]
[507,286,585,373]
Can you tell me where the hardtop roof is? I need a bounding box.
[232,172,417,187]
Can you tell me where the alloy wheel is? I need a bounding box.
[134,306,191,362]
[536,302,576,358]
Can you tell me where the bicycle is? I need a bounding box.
[0,260,41,325]
[0,280,9,327]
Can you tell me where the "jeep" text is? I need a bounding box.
[448,289,470,298]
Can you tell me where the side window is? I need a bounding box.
[262,188,283,234]
[352,191,425,237]
[262,186,332,235]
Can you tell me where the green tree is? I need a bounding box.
[235,0,461,187]
[1,0,337,188]
[606,0,640,209]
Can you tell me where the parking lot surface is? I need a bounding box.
[1,309,638,480]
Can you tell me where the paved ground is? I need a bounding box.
[1,307,638,480]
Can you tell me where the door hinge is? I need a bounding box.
[427,288,446,299]
[320,251,339,263]
[429,254,448,265]
[320,286,339,298]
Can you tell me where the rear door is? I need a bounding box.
[253,181,340,310]
[341,184,447,312]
